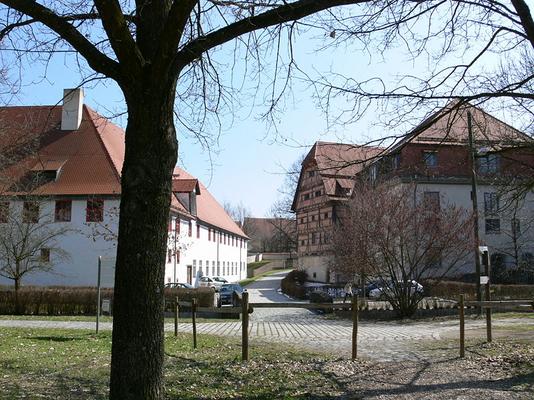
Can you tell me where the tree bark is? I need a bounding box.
[109,86,178,400]
[14,272,20,315]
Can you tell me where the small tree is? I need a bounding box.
[333,181,474,317]
[0,199,70,313]
[489,194,534,283]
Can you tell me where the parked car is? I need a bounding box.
[352,281,382,297]
[217,283,245,307]
[164,282,194,289]
[198,276,225,291]
[368,280,424,300]
[213,276,229,284]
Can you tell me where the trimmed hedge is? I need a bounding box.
[163,287,216,309]
[0,287,113,315]
[280,270,308,300]
[0,286,216,316]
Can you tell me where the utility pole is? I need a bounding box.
[467,111,482,311]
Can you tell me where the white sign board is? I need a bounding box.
[480,276,489,285]
[101,299,111,313]
[99,256,116,288]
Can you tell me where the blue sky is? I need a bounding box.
[3,15,522,217]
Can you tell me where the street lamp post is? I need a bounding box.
[467,111,483,311]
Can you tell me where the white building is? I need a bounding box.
[0,89,248,287]
[166,168,248,285]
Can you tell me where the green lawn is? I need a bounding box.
[0,327,533,399]
[247,261,271,271]
[0,328,339,399]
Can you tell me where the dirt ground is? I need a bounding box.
[312,339,534,399]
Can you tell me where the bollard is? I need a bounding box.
[192,298,197,349]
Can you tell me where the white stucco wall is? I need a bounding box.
[414,182,534,272]
[0,199,248,288]
[164,217,248,286]
[0,198,119,287]
[297,255,332,283]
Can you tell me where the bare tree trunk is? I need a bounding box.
[14,272,21,315]
[109,87,178,400]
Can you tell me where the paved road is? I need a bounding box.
[245,269,315,322]
[1,271,532,361]
[2,316,531,361]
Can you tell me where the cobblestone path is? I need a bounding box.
[1,270,532,361]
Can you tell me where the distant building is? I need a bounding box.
[293,103,534,283]
[291,142,382,282]
[242,217,296,254]
[0,89,248,287]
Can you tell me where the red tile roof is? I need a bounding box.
[172,178,200,193]
[307,141,384,177]
[390,101,532,151]
[0,104,247,238]
[172,167,247,238]
[292,141,383,211]
[0,105,122,195]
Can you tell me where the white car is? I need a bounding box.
[369,280,423,299]
[197,276,225,290]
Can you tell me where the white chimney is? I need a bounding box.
[61,88,84,130]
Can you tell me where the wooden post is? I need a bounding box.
[459,294,465,358]
[174,296,179,337]
[484,255,492,343]
[242,291,249,361]
[192,298,197,349]
[351,295,358,360]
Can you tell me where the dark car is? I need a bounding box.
[217,283,245,307]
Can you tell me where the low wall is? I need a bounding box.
[247,254,261,263]
[252,260,284,277]
[261,252,297,261]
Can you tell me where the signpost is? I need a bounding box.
[96,256,116,334]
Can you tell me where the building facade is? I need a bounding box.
[0,89,248,288]
[293,104,534,283]
[291,142,382,282]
